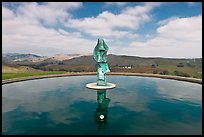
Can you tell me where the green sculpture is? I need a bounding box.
[85,38,116,129]
[94,38,110,86]
[86,38,116,89]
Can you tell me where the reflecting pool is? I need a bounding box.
[2,76,202,135]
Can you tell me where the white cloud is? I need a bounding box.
[16,2,82,25]
[128,15,202,58]
[2,6,16,20]
[157,16,179,25]
[187,2,197,6]
[104,2,128,6]
[122,2,162,15]
[157,16,201,42]
[66,3,162,39]
[2,3,95,56]
[2,23,94,55]
[45,2,82,9]
[2,2,202,58]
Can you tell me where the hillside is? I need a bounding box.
[2,53,85,64]
[2,53,202,79]
[2,64,65,80]
[40,54,202,79]
[2,64,41,73]
[61,54,201,67]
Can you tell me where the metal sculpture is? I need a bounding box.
[86,38,116,90]
[93,38,110,86]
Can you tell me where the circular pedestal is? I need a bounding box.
[86,82,116,90]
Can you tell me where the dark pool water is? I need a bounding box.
[2,76,202,135]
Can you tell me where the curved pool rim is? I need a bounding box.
[2,72,202,85]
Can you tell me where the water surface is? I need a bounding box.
[2,76,202,135]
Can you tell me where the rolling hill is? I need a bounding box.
[2,53,202,79]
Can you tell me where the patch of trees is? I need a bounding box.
[151,64,156,68]
[177,62,184,67]
[186,62,195,68]
[59,68,67,71]
[173,71,190,77]
[153,70,158,74]
[58,62,64,65]
[151,64,159,68]
[159,70,169,75]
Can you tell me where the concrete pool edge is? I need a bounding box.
[2,72,202,85]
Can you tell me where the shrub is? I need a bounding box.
[177,63,184,67]
[151,64,156,68]
[160,70,169,75]
[186,63,195,68]
[153,70,158,74]
[174,71,190,77]
[58,62,64,65]
[163,70,169,75]
[59,68,67,71]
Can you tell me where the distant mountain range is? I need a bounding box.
[3,53,202,66]
[2,53,202,79]
[2,53,41,62]
[2,53,90,63]
[62,54,202,68]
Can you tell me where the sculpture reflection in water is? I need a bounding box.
[94,89,110,130]
[86,38,116,130]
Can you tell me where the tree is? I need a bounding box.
[151,64,156,68]
[177,62,184,67]
[160,70,169,75]
[153,70,158,74]
[174,71,190,77]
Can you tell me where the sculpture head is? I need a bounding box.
[98,39,106,51]
[94,38,109,63]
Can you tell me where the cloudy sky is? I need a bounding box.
[2,2,202,58]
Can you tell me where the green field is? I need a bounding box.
[2,71,65,80]
[2,65,65,80]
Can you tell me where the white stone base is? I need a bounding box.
[86,82,116,90]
